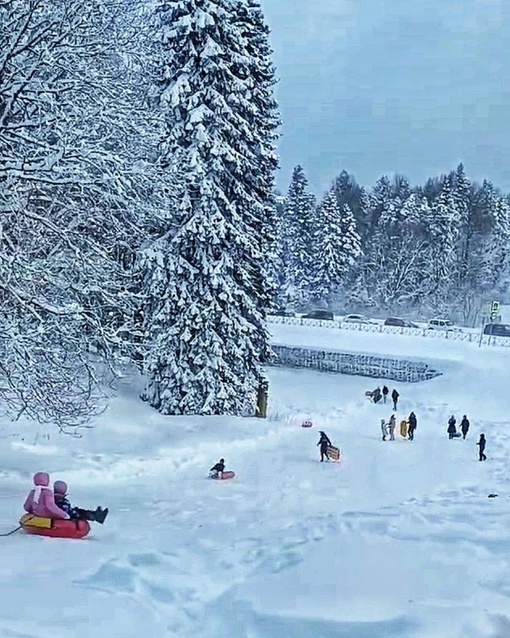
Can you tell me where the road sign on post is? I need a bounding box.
[490,301,500,321]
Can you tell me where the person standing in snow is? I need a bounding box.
[388,414,396,441]
[447,415,457,439]
[380,419,387,441]
[382,385,389,404]
[460,415,470,440]
[317,431,332,461]
[408,411,417,440]
[391,388,399,411]
[477,434,487,461]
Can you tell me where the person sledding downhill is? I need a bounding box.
[317,431,332,461]
[23,473,108,524]
[54,481,108,524]
[209,458,226,479]
[23,472,68,520]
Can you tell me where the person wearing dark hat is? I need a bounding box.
[477,434,487,461]
[317,431,332,462]
[460,415,470,440]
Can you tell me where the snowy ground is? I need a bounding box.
[1,330,510,637]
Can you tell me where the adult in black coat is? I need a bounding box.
[317,431,332,462]
[382,385,389,404]
[477,434,487,461]
[408,411,417,440]
[447,416,457,439]
[391,388,399,411]
[460,415,470,439]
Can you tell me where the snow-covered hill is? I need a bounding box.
[0,328,509,637]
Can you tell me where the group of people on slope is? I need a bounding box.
[381,411,417,441]
[23,472,109,523]
[447,415,470,439]
[371,386,400,411]
[447,415,487,461]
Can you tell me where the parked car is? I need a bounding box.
[271,308,295,317]
[483,323,510,337]
[302,310,334,321]
[384,317,419,328]
[427,318,455,331]
[343,314,376,325]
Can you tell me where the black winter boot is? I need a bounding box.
[94,507,109,524]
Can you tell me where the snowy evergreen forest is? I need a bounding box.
[0,0,278,425]
[277,164,510,324]
[1,0,508,426]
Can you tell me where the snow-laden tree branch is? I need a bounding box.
[0,0,173,427]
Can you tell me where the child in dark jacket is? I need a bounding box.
[209,459,225,478]
[53,481,109,524]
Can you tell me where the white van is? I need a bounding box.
[427,318,454,331]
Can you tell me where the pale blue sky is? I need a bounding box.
[263,0,508,195]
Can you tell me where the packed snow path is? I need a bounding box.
[1,352,510,637]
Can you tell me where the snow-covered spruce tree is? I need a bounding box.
[140,0,280,415]
[235,0,281,308]
[0,0,163,427]
[312,189,361,306]
[281,165,317,304]
[421,176,462,310]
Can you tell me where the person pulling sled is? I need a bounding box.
[317,431,332,461]
[447,415,460,439]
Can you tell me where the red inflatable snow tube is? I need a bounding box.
[20,514,90,539]
[212,471,235,480]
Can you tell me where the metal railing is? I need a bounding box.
[267,315,510,348]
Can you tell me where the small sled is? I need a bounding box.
[210,471,235,480]
[301,420,313,428]
[19,513,90,539]
[327,446,341,462]
[400,420,408,438]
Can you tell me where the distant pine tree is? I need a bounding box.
[313,190,361,305]
[282,165,317,303]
